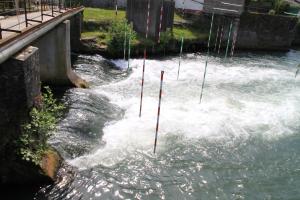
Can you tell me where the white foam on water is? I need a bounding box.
[69,54,300,169]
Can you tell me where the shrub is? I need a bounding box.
[107,20,137,56]
[157,28,173,51]
[19,87,65,165]
[268,9,276,15]
[273,0,290,14]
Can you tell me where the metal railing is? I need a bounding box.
[0,0,82,39]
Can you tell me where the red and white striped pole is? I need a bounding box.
[218,23,224,54]
[231,19,240,57]
[145,0,151,39]
[139,0,151,117]
[214,24,220,52]
[154,71,164,154]
[158,0,164,43]
[139,49,147,117]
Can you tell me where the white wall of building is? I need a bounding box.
[175,0,204,11]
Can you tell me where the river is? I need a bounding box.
[36,50,300,199]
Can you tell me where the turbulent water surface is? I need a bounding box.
[36,50,300,199]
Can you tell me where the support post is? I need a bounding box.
[51,0,54,17]
[40,0,43,21]
[24,0,28,27]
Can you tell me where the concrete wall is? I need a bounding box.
[84,0,126,8]
[292,21,300,46]
[127,0,174,39]
[70,11,83,53]
[0,46,41,184]
[175,0,203,11]
[32,20,86,87]
[236,13,298,50]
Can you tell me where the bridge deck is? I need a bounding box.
[0,9,68,42]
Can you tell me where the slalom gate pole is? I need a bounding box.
[206,13,214,56]
[225,20,233,59]
[177,36,184,80]
[123,21,127,60]
[115,0,118,16]
[199,61,208,104]
[127,26,131,71]
[199,12,214,104]
[158,0,164,43]
[139,49,147,117]
[231,19,240,57]
[139,0,151,117]
[214,24,220,52]
[218,22,224,54]
[182,0,186,17]
[154,71,164,154]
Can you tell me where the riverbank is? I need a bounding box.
[80,8,300,59]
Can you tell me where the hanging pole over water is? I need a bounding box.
[231,19,240,57]
[218,21,224,54]
[139,0,151,118]
[225,20,233,59]
[199,13,214,104]
[158,0,164,43]
[206,13,214,56]
[177,36,184,80]
[295,64,300,78]
[115,0,118,16]
[200,61,208,104]
[123,21,127,60]
[127,25,131,71]
[214,24,220,52]
[182,0,186,17]
[154,71,164,154]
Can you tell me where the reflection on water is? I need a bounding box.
[37,50,300,199]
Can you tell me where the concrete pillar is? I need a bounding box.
[70,11,83,53]
[127,0,174,39]
[0,46,41,183]
[32,20,87,87]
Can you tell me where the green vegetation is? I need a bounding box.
[107,20,137,55]
[173,27,208,40]
[246,0,298,14]
[19,87,64,165]
[84,8,126,22]
[82,7,209,56]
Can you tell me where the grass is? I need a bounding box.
[81,31,109,45]
[84,7,126,22]
[173,26,208,40]
[82,7,209,48]
[174,12,186,22]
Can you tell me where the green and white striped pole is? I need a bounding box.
[177,36,184,80]
[123,21,127,60]
[207,13,215,56]
[225,20,233,59]
[127,25,132,71]
[200,12,214,104]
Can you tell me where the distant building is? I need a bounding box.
[203,0,245,16]
[174,0,204,13]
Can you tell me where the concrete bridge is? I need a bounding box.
[0,6,86,179]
